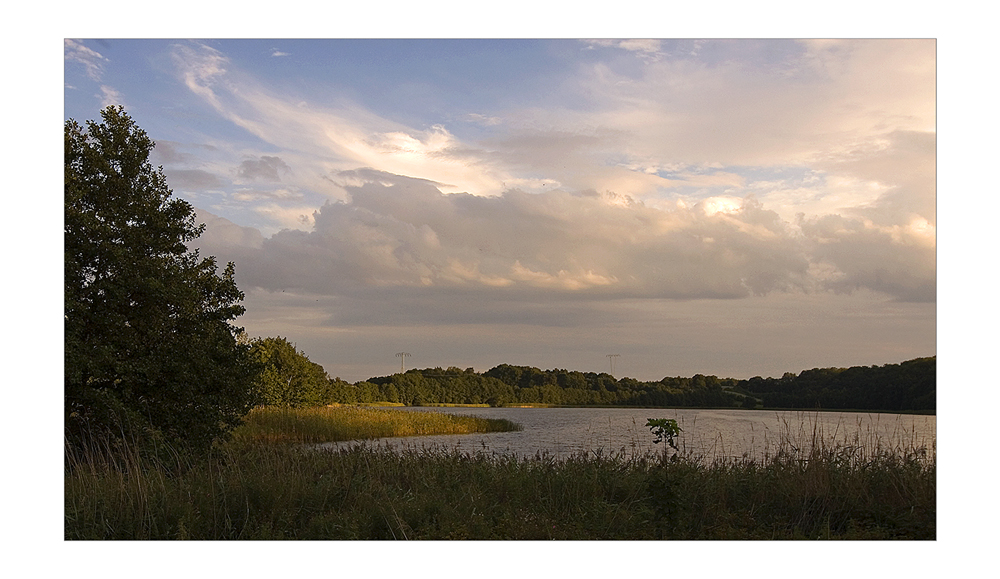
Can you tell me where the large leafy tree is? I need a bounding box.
[65,106,259,451]
[249,337,331,407]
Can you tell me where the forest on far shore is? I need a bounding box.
[302,356,935,413]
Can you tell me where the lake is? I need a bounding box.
[321,407,936,462]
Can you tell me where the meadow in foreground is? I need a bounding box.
[65,407,934,540]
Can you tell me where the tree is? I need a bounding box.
[65,106,260,451]
[250,337,331,407]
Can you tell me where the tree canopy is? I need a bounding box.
[249,337,332,407]
[65,106,260,451]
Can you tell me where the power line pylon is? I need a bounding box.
[396,352,411,372]
[607,354,620,376]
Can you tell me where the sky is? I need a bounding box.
[63,38,938,383]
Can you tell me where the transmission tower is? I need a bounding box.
[606,354,620,376]
[396,352,411,372]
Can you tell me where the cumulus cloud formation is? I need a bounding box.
[192,209,264,251]
[194,168,933,306]
[246,170,806,298]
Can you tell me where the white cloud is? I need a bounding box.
[616,39,662,54]
[169,42,510,199]
[200,170,806,299]
[582,39,664,60]
[252,203,318,230]
[64,39,106,81]
[99,85,124,108]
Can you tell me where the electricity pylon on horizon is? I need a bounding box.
[607,354,620,376]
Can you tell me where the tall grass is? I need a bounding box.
[65,410,934,540]
[231,406,522,444]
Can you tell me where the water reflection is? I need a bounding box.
[319,407,936,462]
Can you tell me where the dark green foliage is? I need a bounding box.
[65,106,259,452]
[339,357,935,411]
[646,418,682,450]
[742,357,936,412]
[481,365,745,407]
[249,337,332,407]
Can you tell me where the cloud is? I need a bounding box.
[582,39,664,61]
[565,39,935,169]
[815,130,936,226]
[165,39,934,230]
[799,213,935,302]
[232,188,303,202]
[167,40,934,305]
[794,130,937,303]
[163,168,224,190]
[271,48,290,57]
[237,155,291,182]
[169,41,230,113]
[464,113,502,126]
[65,39,106,81]
[616,39,662,55]
[202,169,809,299]
[192,209,264,251]
[151,140,190,164]
[99,85,124,108]
[169,41,509,198]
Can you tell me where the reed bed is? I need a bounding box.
[65,411,934,540]
[231,406,522,444]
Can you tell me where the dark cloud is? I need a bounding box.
[162,168,224,189]
[191,209,264,252]
[237,156,291,182]
[799,213,935,302]
[151,140,190,164]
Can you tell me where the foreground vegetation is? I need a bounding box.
[66,410,934,540]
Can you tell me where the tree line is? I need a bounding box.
[64,107,935,458]
[313,358,935,413]
[239,335,936,414]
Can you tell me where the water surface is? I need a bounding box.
[321,407,936,462]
